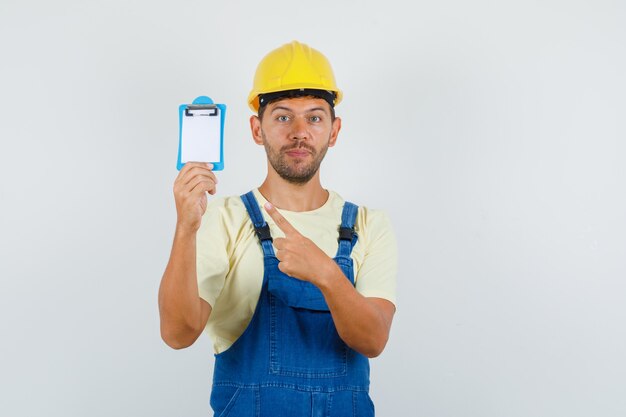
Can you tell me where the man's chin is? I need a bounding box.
[277,169,318,185]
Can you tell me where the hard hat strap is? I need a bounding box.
[258,89,336,110]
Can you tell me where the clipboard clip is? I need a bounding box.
[185,104,218,117]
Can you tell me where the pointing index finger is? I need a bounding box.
[264,202,298,236]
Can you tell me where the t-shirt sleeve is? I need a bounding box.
[196,199,230,307]
[354,209,398,307]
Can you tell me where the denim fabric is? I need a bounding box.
[209,191,374,417]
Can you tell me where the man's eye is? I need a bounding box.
[277,115,290,122]
[310,116,321,123]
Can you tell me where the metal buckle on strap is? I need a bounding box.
[338,226,356,241]
[255,224,273,242]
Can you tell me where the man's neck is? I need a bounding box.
[258,171,329,212]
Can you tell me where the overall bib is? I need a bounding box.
[209,191,374,417]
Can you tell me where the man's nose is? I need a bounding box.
[290,117,308,140]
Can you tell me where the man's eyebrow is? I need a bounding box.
[307,107,328,114]
[270,106,292,113]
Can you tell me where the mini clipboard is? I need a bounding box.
[177,96,227,171]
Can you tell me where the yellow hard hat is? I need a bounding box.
[247,40,343,112]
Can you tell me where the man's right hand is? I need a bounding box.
[173,162,218,234]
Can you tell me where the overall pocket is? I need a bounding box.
[268,272,329,311]
[268,263,353,378]
[210,385,257,417]
[267,256,354,311]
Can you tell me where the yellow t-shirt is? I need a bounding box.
[196,188,397,354]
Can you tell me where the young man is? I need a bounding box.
[159,40,397,416]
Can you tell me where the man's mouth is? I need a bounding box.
[283,146,313,157]
[285,150,310,157]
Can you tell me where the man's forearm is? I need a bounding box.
[158,228,210,349]
[317,265,395,358]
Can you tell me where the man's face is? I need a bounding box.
[251,97,341,184]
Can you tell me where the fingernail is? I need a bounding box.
[206,163,213,169]
[264,202,273,210]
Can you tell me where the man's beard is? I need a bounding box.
[261,130,330,185]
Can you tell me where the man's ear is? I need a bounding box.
[328,117,342,148]
[250,115,263,145]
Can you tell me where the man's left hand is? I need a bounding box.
[264,202,338,285]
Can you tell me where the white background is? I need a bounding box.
[1,1,625,416]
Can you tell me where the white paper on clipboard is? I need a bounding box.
[181,107,221,163]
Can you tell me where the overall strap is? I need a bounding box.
[337,201,359,257]
[241,191,275,257]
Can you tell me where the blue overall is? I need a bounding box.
[209,191,374,417]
